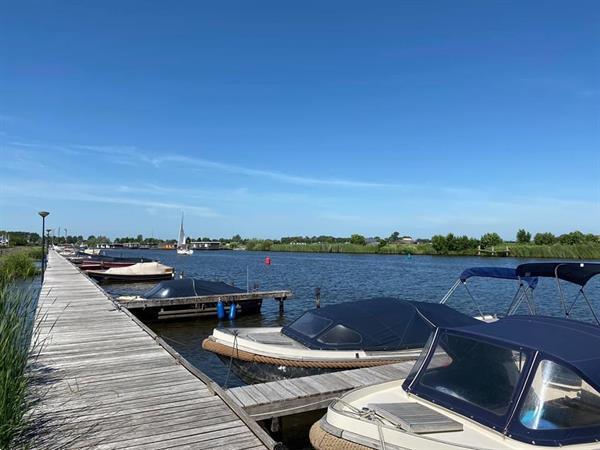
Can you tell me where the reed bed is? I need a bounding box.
[0,250,41,448]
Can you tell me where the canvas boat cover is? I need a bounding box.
[459,267,538,289]
[446,315,600,388]
[406,315,600,445]
[101,262,172,275]
[144,278,245,299]
[281,298,479,351]
[516,262,600,287]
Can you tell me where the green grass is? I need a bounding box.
[506,243,600,259]
[0,253,38,286]
[0,284,39,449]
[0,248,41,448]
[245,240,600,259]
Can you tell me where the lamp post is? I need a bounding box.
[38,211,49,283]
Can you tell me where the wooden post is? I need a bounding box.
[315,287,321,308]
[278,298,284,315]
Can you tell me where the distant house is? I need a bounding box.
[365,237,381,246]
[190,241,222,250]
[400,236,415,244]
[0,234,9,247]
[122,242,140,249]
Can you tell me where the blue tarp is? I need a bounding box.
[144,278,245,299]
[459,267,538,289]
[282,298,478,351]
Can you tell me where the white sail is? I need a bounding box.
[177,213,193,255]
[178,214,186,247]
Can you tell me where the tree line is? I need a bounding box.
[430,229,599,254]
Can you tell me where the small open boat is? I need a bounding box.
[202,298,477,384]
[86,261,174,282]
[311,315,600,449]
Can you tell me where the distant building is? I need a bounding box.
[400,236,415,244]
[0,234,9,247]
[122,242,140,249]
[190,241,222,250]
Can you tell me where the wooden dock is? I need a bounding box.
[30,249,276,449]
[117,289,293,319]
[225,362,413,420]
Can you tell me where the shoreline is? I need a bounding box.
[241,242,600,260]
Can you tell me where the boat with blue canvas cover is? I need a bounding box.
[311,315,600,449]
[117,278,260,320]
[202,298,478,383]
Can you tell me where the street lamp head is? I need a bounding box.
[38,211,50,218]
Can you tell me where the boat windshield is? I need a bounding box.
[288,312,333,338]
[519,359,600,430]
[418,334,527,416]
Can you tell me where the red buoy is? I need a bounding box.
[265,256,271,266]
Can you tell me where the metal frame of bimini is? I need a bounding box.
[516,262,600,326]
[439,267,539,317]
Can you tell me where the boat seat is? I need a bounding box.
[367,402,463,434]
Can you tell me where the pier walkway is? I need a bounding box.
[31,250,274,449]
[226,362,413,420]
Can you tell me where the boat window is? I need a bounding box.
[317,325,362,345]
[419,334,526,416]
[288,312,333,338]
[519,360,600,430]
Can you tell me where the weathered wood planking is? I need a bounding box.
[29,250,274,449]
[117,290,293,309]
[226,362,414,420]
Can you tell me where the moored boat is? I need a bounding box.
[311,315,600,449]
[202,298,478,384]
[117,278,260,319]
[86,261,174,282]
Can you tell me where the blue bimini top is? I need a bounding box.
[459,266,538,289]
[516,262,600,287]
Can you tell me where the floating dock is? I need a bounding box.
[31,250,276,449]
[226,362,413,420]
[117,289,293,320]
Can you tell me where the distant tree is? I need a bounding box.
[231,234,242,242]
[388,231,400,242]
[350,234,366,246]
[480,232,503,248]
[558,231,585,245]
[516,229,531,244]
[431,235,448,254]
[534,232,557,245]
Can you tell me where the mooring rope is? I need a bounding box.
[224,330,239,389]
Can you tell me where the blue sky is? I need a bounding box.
[1,1,598,240]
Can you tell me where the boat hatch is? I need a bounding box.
[367,403,463,434]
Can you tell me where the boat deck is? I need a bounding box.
[225,361,414,420]
[30,250,274,449]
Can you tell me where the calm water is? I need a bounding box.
[102,249,600,448]
[103,249,600,386]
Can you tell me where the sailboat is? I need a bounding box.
[176,213,193,255]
